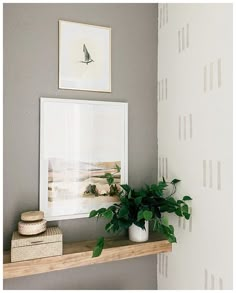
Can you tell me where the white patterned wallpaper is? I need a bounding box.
[157,4,232,290]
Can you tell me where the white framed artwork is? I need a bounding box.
[40,98,128,221]
[59,20,111,92]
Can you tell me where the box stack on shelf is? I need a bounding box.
[11,211,63,262]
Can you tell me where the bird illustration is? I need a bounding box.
[80,44,94,65]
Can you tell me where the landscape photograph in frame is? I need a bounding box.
[40,98,128,220]
[59,20,111,92]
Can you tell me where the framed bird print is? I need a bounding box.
[59,20,111,92]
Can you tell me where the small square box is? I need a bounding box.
[11,227,63,262]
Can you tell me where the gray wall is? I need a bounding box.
[3,3,158,290]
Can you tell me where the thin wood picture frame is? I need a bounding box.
[59,20,111,92]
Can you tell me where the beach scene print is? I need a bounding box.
[48,158,121,203]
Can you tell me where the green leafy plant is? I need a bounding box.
[89,176,192,257]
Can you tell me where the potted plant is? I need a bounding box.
[89,176,192,257]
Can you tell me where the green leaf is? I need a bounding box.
[183,212,191,220]
[166,206,176,213]
[89,210,97,218]
[183,195,192,201]
[177,200,184,205]
[150,184,158,190]
[120,196,128,204]
[92,237,104,257]
[162,224,172,234]
[104,173,114,186]
[118,206,129,218]
[167,234,177,243]
[137,210,144,221]
[182,204,188,214]
[158,181,168,188]
[175,208,182,217]
[167,197,177,205]
[155,181,168,195]
[113,203,121,207]
[97,208,106,215]
[128,190,132,199]
[153,219,159,231]
[108,205,116,212]
[115,164,121,172]
[143,210,153,221]
[171,179,181,185]
[161,216,169,226]
[105,222,114,232]
[134,219,146,230]
[111,220,120,232]
[157,223,164,233]
[134,196,143,205]
[120,184,131,193]
[154,206,163,216]
[169,225,174,234]
[103,209,113,219]
[139,190,147,197]
[118,219,130,229]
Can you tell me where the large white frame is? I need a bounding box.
[40,97,128,221]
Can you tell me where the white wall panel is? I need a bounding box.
[157,4,232,290]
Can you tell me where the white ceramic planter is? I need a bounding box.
[128,221,149,242]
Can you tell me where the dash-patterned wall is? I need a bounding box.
[157,4,232,290]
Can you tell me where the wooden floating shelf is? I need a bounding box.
[3,233,172,279]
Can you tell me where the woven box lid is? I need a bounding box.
[11,227,62,248]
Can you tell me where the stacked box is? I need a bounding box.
[11,227,63,262]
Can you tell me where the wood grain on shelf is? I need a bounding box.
[3,233,172,279]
